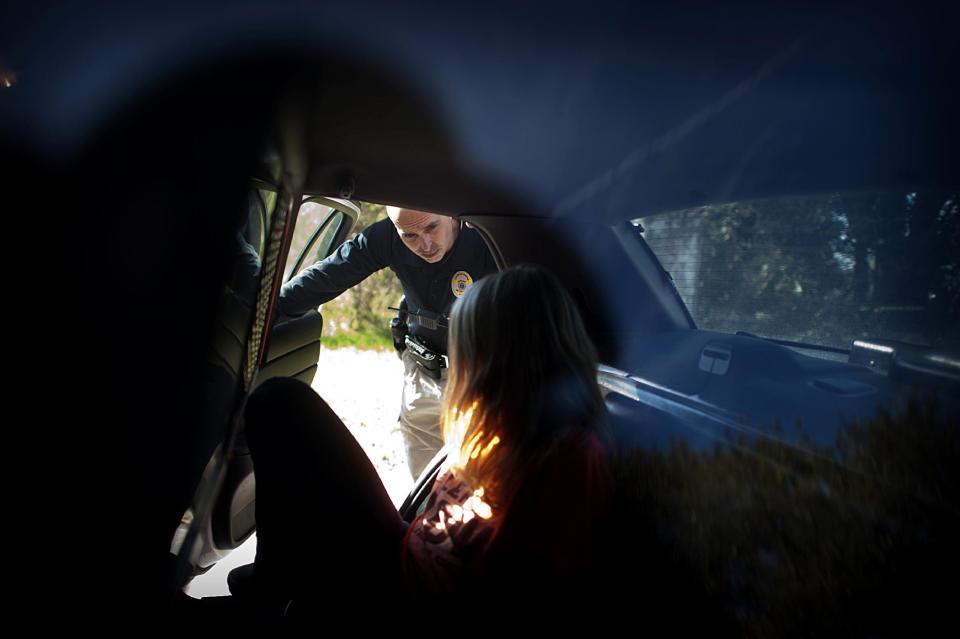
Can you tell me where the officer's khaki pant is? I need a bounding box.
[399,348,447,479]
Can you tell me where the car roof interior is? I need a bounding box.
[259,11,956,222]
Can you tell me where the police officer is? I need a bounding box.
[277,207,497,478]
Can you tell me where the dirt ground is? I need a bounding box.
[310,346,414,505]
[186,346,412,598]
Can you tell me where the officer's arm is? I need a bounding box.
[277,224,388,320]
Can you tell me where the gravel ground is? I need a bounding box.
[311,346,414,506]
[187,346,412,598]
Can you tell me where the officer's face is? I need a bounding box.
[390,209,460,263]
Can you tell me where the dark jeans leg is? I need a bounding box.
[244,377,405,605]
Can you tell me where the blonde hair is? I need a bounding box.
[441,264,605,516]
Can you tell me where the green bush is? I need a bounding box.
[320,202,404,350]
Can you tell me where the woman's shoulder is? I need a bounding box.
[544,423,613,481]
[527,425,611,499]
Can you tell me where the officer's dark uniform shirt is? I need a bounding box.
[278,218,497,353]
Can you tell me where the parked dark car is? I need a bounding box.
[4,1,957,633]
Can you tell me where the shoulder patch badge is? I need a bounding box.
[451,271,474,298]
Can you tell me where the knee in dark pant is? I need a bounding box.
[246,377,330,433]
[249,376,315,409]
[244,377,346,472]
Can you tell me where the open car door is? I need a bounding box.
[259,195,360,385]
[173,190,359,582]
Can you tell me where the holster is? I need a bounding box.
[404,335,447,380]
[390,301,409,355]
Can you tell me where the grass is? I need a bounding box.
[321,328,394,351]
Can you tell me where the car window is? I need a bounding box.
[283,198,358,281]
[637,191,959,353]
[246,187,276,258]
[284,201,335,280]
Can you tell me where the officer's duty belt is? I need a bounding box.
[404,335,447,380]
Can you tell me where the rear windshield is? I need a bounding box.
[638,192,959,351]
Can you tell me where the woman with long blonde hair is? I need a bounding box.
[400,264,611,603]
[241,264,611,620]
